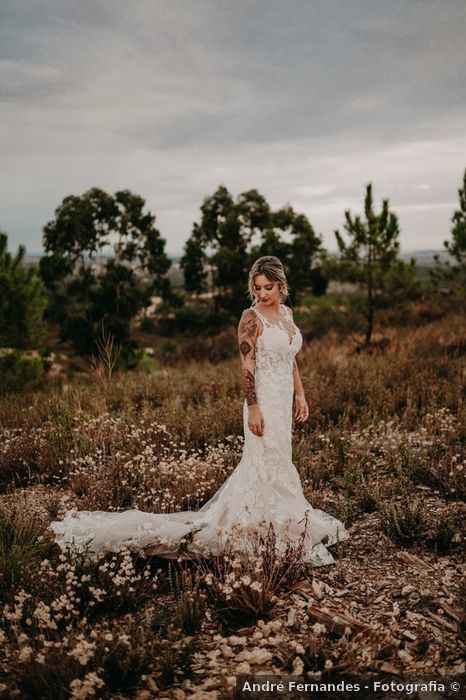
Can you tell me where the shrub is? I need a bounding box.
[0,350,45,395]
[0,231,48,349]
[0,504,53,601]
[304,297,362,340]
[139,315,157,333]
[157,305,231,337]
[167,562,208,634]
[379,497,427,545]
[196,520,309,631]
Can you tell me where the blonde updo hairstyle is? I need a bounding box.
[248,256,289,305]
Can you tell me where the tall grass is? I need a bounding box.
[0,300,464,696]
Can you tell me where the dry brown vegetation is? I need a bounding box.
[0,301,465,698]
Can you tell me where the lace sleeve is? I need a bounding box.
[238,309,261,406]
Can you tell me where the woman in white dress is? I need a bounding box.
[50,256,349,566]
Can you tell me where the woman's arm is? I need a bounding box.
[293,357,309,422]
[286,306,309,423]
[238,309,264,436]
[293,358,306,398]
[285,305,306,399]
[238,309,259,406]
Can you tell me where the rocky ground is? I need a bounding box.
[2,485,463,699]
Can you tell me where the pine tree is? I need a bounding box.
[0,231,48,348]
[334,183,416,345]
[447,167,466,268]
[431,168,466,295]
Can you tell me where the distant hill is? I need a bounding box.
[23,253,182,265]
[399,249,454,265]
[24,249,453,267]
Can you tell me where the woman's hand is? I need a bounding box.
[294,393,309,423]
[248,404,264,436]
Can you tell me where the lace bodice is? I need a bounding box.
[250,303,303,388]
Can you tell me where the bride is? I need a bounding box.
[50,256,349,566]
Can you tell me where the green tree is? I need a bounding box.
[447,168,466,269]
[180,223,209,295]
[193,186,272,313]
[309,266,329,296]
[185,186,323,312]
[250,206,323,304]
[333,183,418,345]
[0,231,48,348]
[39,187,171,356]
[275,207,323,304]
[431,168,466,295]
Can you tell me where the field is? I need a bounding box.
[0,298,465,699]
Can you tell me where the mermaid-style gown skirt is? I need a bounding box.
[50,309,350,566]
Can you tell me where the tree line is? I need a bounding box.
[1,169,465,360]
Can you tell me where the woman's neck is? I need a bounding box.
[257,301,281,318]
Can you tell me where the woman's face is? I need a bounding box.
[253,274,281,306]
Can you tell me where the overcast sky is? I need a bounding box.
[2,0,465,257]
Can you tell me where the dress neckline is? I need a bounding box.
[252,303,286,326]
[251,304,296,346]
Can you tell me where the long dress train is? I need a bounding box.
[50,304,350,566]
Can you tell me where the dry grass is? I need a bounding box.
[0,302,465,697]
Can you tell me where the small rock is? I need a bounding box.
[312,580,325,600]
[236,661,251,674]
[292,657,304,675]
[287,608,297,627]
[402,630,417,642]
[401,585,416,596]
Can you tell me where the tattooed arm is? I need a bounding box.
[238,309,259,406]
[238,309,264,436]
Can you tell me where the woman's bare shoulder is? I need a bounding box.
[238,307,262,334]
[239,307,257,321]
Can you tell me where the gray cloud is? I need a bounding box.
[1,0,465,256]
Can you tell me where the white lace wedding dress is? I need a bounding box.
[50,304,349,566]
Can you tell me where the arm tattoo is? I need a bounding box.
[238,310,259,406]
[239,340,253,357]
[243,368,258,406]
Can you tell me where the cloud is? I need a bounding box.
[1,0,465,255]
